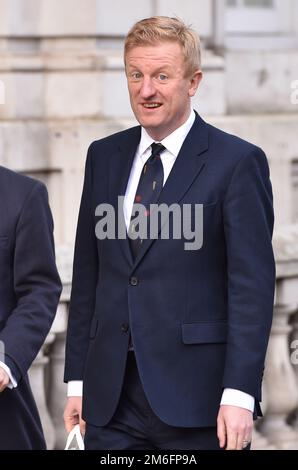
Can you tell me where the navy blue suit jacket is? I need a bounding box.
[65,113,275,428]
[0,167,61,449]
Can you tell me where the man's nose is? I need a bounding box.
[140,78,156,99]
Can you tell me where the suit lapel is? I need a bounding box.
[107,115,209,269]
[108,126,141,266]
[132,113,209,270]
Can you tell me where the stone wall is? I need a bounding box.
[1,0,298,449]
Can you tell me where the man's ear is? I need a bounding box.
[188,70,203,97]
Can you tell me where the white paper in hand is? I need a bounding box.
[64,424,85,450]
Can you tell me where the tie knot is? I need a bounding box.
[149,142,166,161]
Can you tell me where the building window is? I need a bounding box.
[226,0,279,33]
[227,0,273,6]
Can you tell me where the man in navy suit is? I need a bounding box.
[64,16,275,450]
[0,167,61,449]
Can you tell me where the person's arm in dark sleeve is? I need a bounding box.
[0,182,62,382]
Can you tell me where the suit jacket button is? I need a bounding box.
[121,323,129,333]
[130,276,138,286]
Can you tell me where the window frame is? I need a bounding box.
[225,0,281,34]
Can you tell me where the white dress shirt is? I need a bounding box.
[0,361,17,389]
[68,109,255,413]
[123,109,196,230]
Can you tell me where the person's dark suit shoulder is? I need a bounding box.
[0,165,46,193]
[207,122,268,166]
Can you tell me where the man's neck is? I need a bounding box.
[142,110,193,142]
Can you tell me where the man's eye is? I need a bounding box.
[131,72,141,80]
[158,74,168,81]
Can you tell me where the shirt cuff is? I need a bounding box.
[0,361,17,389]
[220,388,255,412]
[67,380,83,397]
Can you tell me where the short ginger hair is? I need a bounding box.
[124,16,201,77]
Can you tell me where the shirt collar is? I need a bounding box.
[138,109,196,159]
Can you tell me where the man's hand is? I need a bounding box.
[217,404,253,450]
[0,366,9,392]
[63,396,86,436]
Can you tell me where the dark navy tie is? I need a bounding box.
[129,142,166,259]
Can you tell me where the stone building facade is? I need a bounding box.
[0,0,298,449]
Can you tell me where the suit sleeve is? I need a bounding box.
[222,147,275,401]
[64,143,99,382]
[0,182,62,382]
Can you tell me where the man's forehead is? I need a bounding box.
[126,42,182,57]
[126,42,184,65]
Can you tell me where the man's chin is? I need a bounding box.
[137,117,163,132]
[141,123,164,139]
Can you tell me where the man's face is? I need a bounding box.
[125,42,202,141]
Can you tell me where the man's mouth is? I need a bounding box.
[142,103,162,109]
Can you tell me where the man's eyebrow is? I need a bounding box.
[127,64,172,72]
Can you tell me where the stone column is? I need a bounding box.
[47,299,69,449]
[47,331,68,449]
[252,428,276,450]
[29,334,56,450]
[252,383,276,450]
[260,304,298,449]
[289,311,298,430]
